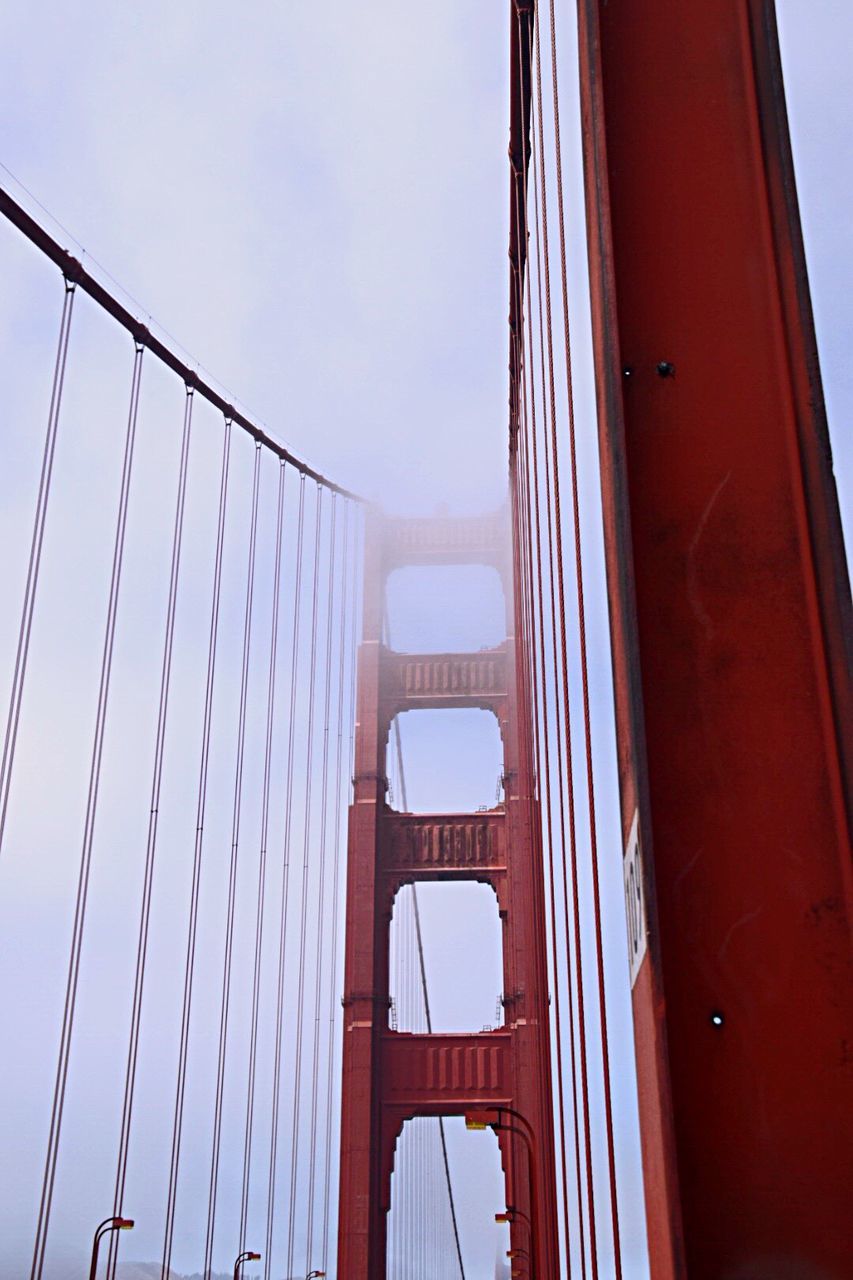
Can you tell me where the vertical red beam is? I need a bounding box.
[337,510,387,1278]
[577,3,853,1277]
[505,478,562,1276]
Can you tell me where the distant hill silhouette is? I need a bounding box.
[117,1265,263,1280]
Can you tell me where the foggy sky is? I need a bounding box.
[0,2,850,1279]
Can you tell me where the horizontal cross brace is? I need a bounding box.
[380,645,508,715]
[379,513,509,574]
[381,1030,512,1113]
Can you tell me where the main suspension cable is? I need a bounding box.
[0,277,76,861]
[0,185,361,501]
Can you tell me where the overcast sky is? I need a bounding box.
[0,3,849,519]
[0,3,850,1279]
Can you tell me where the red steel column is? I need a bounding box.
[336,512,559,1277]
[337,509,388,1277]
[577,3,852,1277]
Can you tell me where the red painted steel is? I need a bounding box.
[336,509,559,1276]
[577,2,853,1276]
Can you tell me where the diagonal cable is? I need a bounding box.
[384,610,466,1280]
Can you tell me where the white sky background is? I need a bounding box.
[0,0,511,514]
[0,2,850,1279]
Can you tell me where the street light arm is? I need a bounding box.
[494,1120,539,1280]
[497,1106,535,1140]
[233,1250,261,1280]
[467,1109,540,1278]
[88,1217,134,1280]
[467,1104,536,1142]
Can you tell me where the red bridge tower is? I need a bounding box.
[336,508,559,1276]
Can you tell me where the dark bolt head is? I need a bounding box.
[656,361,676,378]
[622,365,634,378]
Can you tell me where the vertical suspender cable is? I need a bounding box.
[394,891,403,1270]
[510,18,557,1264]
[531,5,601,1270]
[513,24,561,1228]
[202,440,263,1278]
[529,36,588,1275]
[264,476,307,1280]
[412,887,465,1279]
[107,385,195,1280]
[386,611,466,1280]
[521,26,581,1267]
[517,368,559,1276]
[305,495,338,1270]
[161,414,233,1280]
[319,501,349,1265]
[405,891,414,1274]
[0,278,76,859]
[321,501,359,1269]
[544,0,623,1268]
[402,833,410,1272]
[519,233,571,1277]
[31,339,144,1280]
[420,1116,425,1274]
[285,486,324,1280]
[507,262,533,1259]
[239,459,288,1252]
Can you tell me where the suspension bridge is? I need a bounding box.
[0,3,850,1278]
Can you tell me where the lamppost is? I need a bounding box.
[88,1217,134,1280]
[507,1244,531,1276]
[497,1204,531,1231]
[496,1207,532,1275]
[233,1250,261,1280]
[467,1108,540,1277]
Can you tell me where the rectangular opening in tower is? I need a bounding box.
[386,1115,508,1279]
[388,881,504,1035]
[387,708,504,814]
[385,563,507,654]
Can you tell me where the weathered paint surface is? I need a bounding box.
[578,2,853,1276]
